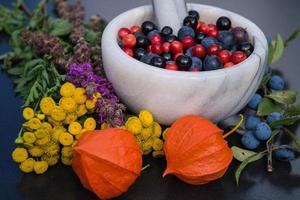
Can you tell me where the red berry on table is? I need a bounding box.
[181,36,195,49]
[199,23,209,34]
[207,44,220,55]
[224,62,234,68]
[151,44,163,55]
[122,47,134,57]
[118,27,131,39]
[161,42,170,53]
[130,25,141,33]
[151,35,162,45]
[170,41,183,54]
[122,34,136,48]
[165,62,179,71]
[192,44,206,59]
[218,50,231,63]
[231,51,247,64]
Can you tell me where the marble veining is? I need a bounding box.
[102,4,268,125]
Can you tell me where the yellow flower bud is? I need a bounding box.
[22,107,34,120]
[68,121,82,135]
[22,132,36,144]
[60,82,76,97]
[139,110,154,127]
[73,87,87,104]
[152,138,163,151]
[28,118,41,130]
[61,156,72,166]
[152,122,162,138]
[29,146,44,157]
[126,117,142,135]
[84,117,96,130]
[59,97,77,113]
[12,148,28,163]
[59,132,74,146]
[40,97,56,115]
[34,161,48,174]
[19,158,35,173]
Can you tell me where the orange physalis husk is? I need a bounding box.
[163,115,233,185]
[72,128,142,199]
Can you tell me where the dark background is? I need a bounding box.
[0,0,300,199]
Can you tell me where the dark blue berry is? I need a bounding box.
[185,47,193,58]
[217,31,236,50]
[241,131,260,149]
[161,26,173,37]
[165,34,178,43]
[134,48,147,60]
[147,30,160,40]
[203,55,223,71]
[150,56,166,68]
[268,75,285,90]
[237,42,254,57]
[176,55,192,71]
[274,149,295,161]
[216,16,231,31]
[247,93,262,110]
[190,57,202,71]
[188,10,200,20]
[195,32,206,44]
[161,52,172,61]
[201,37,217,48]
[231,27,249,44]
[178,26,195,40]
[183,16,198,29]
[140,53,158,64]
[255,122,272,140]
[245,115,261,130]
[141,21,157,35]
[136,36,151,49]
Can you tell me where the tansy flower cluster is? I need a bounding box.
[118,110,168,158]
[11,82,98,174]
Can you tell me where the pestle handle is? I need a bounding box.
[152,0,187,34]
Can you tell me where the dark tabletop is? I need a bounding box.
[1,0,300,200]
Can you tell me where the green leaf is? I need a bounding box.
[235,152,266,185]
[257,97,282,116]
[24,59,43,74]
[267,129,281,144]
[49,18,71,36]
[231,146,257,162]
[268,34,285,64]
[84,28,98,45]
[259,72,271,89]
[266,90,297,105]
[283,128,300,148]
[7,67,24,75]
[270,116,300,128]
[284,104,300,117]
[285,28,299,46]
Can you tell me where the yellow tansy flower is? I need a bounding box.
[29,146,44,157]
[152,138,163,151]
[60,97,77,113]
[36,113,45,120]
[28,118,41,130]
[61,146,73,157]
[64,112,78,124]
[22,132,36,144]
[51,126,65,142]
[41,122,52,130]
[48,117,63,127]
[59,132,74,146]
[73,87,87,104]
[50,106,66,122]
[41,154,59,166]
[139,110,154,127]
[142,138,153,152]
[101,122,109,130]
[152,150,165,158]
[162,128,169,141]
[93,92,101,99]
[126,117,142,135]
[12,147,28,163]
[61,156,72,166]
[35,135,50,146]
[19,158,35,173]
[76,104,87,117]
[60,82,76,97]
[84,117,96,130]
[68,121,82,135]
[141,127,152,140]
[22,107,34,120]
[34,128,47,139]
[85,98,96,110]
[45,143,60,156]
[152,122,162,138]
[40,97,56,115]
[33,161,48,174]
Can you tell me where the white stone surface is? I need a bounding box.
[101,4,268,125]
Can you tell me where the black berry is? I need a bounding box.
[165,34,178,43]
[188,10,200,20]
[161,26,173,37]
[150,56,166,68]
[237,42,254,57]
[161,52,172,61]
[183,16,198,30]
[134,48,146,60]
[141,21,157,35]
[176,55,192,71]
[216,16,231,31]
[135,36,151,49]
[195,32,206,44]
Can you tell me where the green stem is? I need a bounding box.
[284,127,300,148]
[14,127,24,144]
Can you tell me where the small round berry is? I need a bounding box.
[170,41,183,54]
[241,131,260,150]
[245,115,261,130]
[122,34,136,48]
[185,47,193,58]
[224,62,234,68]
[216,16,231,30]
[122,47,133,57]
[199,23,209,34]
[208,29,218,38]
[255,122,272,141]
[134,48,146,60]
[192,44,206,59]
[231,51,247,64]
[161,26,173,37]
[165,61,178,71]
[136,36,151,49]
[268,75,285,90]
[203,55,223,71]
[118,27,131,39]
[141,21,157,35]
[140,53,157,64]
[237,42,254,57]
[231,27,249,44]
[173,52,183,61]
[147,30,160,40]
[150,56,166,68]
[218,50,231,63]
[176,55,192,71]
[267,112,283,127]
[207,44,221,55]
[151,34,162,44]
[188,10,200,20]
[247,93,262,110]
[201,37,217,48]
[161,52,172,61]
[181,35,195,49]
[217,31,236,50]
[151,43,163,55]
[161,42,170,53]
[165,34,177,43]
[178,26,195,40]
[274,149,296,161]
[190,56,202,71]
[130,25,141,33]
[183,16,198,29]
[195,32,206,44]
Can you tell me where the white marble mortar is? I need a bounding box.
[101,4,268,125]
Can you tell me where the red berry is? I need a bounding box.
[197,21,205,31]
[170,41,183,54]
[218,50,231,63]
[181,36,195,49]
[165,62,178,71]
[130,25,141,33]
[161,42,170,53]
[199,23,209,34]
[147,45,152,53]
[208,24,217,32]
[118,27,131,39]
[151,35,162,44]
[173,53,183,61]
[208,29,218,38]
[122,47,133,57]
[224,62,234,68]
[192,44,206,58]
[122,34,136,48]
[207,44,221,55]
[231,51,247,64]
[151,44,163,55]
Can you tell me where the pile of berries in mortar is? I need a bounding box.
[118,10,254,71]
